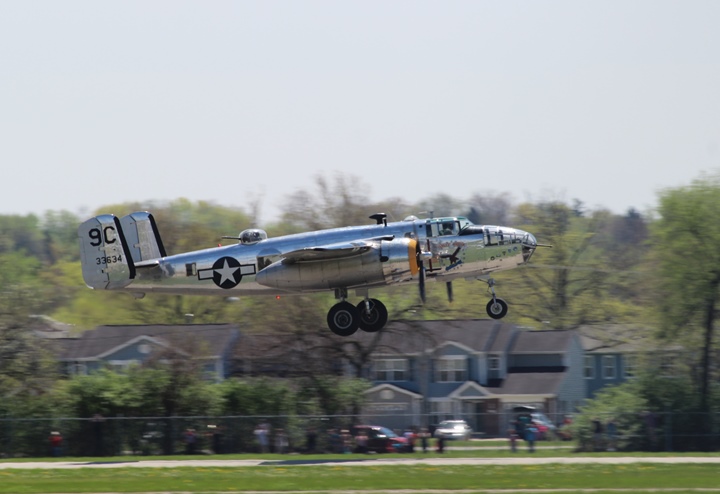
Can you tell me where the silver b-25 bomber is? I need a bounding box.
[79,212,539,336]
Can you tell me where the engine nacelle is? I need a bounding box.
[255,238,419,291]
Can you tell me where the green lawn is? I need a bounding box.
[2,443,720,494]
[1,463,720,493]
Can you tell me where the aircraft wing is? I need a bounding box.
[281,237,397,264]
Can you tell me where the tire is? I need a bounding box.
[486,298,508,319]
[327,301,359,336]
[356,299,388,332]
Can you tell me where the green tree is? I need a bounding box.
[0,214,43,259]
[40,210,82,263]
[0,253,60,397]
[505,202,638,329]
[650,173,720,447]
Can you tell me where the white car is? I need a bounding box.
[433,420,473,440]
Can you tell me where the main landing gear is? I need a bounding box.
[326,279,509,336]
[327,291,388,337]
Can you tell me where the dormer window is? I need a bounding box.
[239,229,267,245]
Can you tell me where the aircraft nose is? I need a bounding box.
[523,232,537,248]
[519,230,537,262]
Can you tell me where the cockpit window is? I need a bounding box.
[426,218,460,237]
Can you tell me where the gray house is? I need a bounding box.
[579,324,685,398]
[55,324,240,381]
[358,319,586,436]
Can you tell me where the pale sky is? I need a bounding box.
[2,1,719,223]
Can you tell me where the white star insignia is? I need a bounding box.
[215,259,239,285]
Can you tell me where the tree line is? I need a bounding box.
[2,172,720,451]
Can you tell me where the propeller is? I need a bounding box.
[419,262,426,303]
[446,281,454,303]
[415,240,428,303]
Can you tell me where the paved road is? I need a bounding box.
[2,456,720,469]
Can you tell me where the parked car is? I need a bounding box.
[432,420,473,440]
[530,412,557,439]
[350,425,408,453]
[512,406,557,440]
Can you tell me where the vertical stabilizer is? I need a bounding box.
[78,214,135,289]
[120,211,167,262]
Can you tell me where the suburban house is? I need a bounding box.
[355,319,586,436]
[39,317,654,438]
[580,324,685,398]
[232,331,342,378]
[53,323,240,381]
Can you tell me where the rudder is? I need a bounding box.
[120,211,167,262]
[78,214,135,289]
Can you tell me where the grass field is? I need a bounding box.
[1,442,720,494]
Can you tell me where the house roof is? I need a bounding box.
[56,324,239,360]
[488,371,567,395]
[510,329,576,354]
[578,324,656,353]
[233,332,294,358]
[28,315,73,338]
[356,319,516,355]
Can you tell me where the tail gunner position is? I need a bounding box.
[79,212,539,336]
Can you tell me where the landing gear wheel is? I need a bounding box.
[327,301,359,336]
[486,298,508,319]
[356,299,388,333]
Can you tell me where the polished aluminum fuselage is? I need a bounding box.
[127,218,535,297]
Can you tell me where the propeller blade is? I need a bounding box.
[446,281,454,303]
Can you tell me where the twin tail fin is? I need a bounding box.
[78,212,166,290]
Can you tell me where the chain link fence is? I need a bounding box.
[1,411,719,458]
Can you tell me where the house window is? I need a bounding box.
[584,356,595,379]
[603,355,616,379]
[430,400,453,422]
[435,357,467,382]
[623,354,636,378]
[374,359,408,382]
[488,356,500,371]
[70,363,87,376]
[107,360,139,372]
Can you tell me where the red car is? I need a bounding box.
[350,425,408,453]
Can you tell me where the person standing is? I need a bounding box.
[355,429,369,454]
[436,434,445,453]
[49,431,63,457]
[508,421,519,452]
[305,426,317,453]
[525,423,537,453]
[275,428,289,454]
[183,428,197,455]
[254,423,269,453]
[418,428,430,453]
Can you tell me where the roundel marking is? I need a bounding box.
[212,256,243,289]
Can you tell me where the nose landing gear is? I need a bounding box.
[484,278,509,320]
